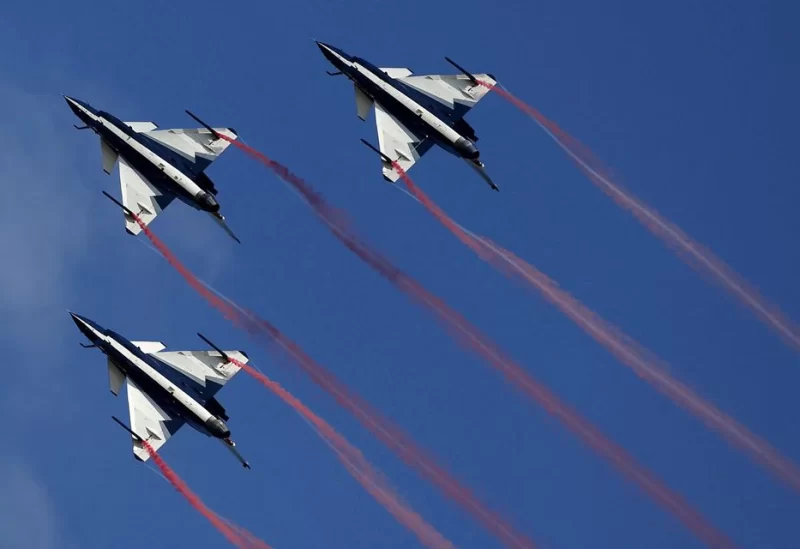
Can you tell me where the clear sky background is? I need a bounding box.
[1,1,798,548]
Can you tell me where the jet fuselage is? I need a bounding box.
[70,312,230,440]
[64,96,221,214]
[316,43,481,161]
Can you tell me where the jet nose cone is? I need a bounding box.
[64,95,86,117]
[315,41,341,63]
[68,311,104,341]
[64,95,78,113]
[63,95,96,120]
[68,310,88,328]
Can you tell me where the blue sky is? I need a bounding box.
[1,1,798,548]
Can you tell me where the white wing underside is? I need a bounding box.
[396,72,496,111]
[126,377,178,462]
[123,121,238,164]
[131,339,248,389]
[143,127,238,165]
[374,103,426,182]
[118,157,174,235]
[151,349,249,388]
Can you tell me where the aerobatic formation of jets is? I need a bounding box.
[56,34,798,549]
[64,42,494,468]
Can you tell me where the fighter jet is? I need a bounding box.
[316,41,499,191]
[69,311,252,469]
[64,96,242,242]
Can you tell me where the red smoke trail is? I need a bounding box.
[130,218,254,333]
[482,82,800,353]
[218,140,736,548]
[239,311,533,548]
[394,163,733,547]
[140,441,271,549]
[484,237,800,494]
[225,523,274,549]
[218,136,535,548]
[128,214,532,548]
[233,360,456,549]
[398,164,800,492]
[389,169,742,549]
